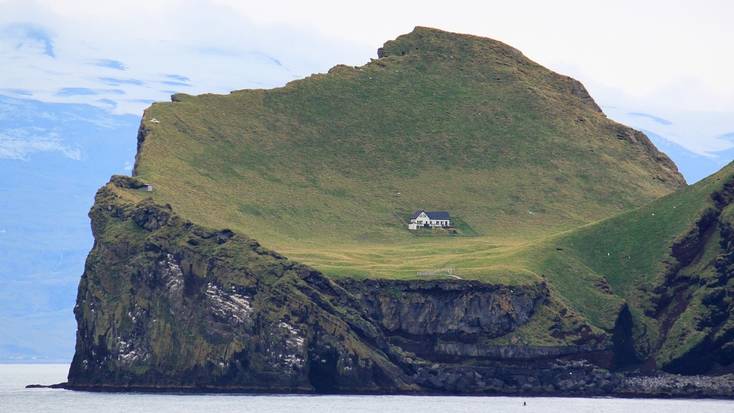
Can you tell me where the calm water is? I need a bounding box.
[1,364,733,413]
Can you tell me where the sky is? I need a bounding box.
[1,0,733,361]
[1,0,733,155]
[0,96,138,361]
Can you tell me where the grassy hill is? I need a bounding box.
[95,26,734,376]
[528,162,734,371]
[131,27,683,281]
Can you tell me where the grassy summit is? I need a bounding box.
[132,27,683,280]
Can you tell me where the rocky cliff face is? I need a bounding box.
[65,176,734,397]
[337,279,604,360]
[69,177,416,392]
[67,176,635,395]
[642,180,734,375]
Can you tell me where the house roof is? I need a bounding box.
[411,210,450,220]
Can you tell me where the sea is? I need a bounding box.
[1,364,732,413]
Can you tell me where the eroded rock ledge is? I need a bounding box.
[63,177,733,397]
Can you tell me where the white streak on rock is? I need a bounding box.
[160,253,184,293]
[277,321,306,369]
[206,282,252,325]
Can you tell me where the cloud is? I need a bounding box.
[0,0,354,114]
[249,51,283,67]
[0,0,730,159]
[627,112,672,126]
[604,104,734,156]
[0,88,32,96]
[91,59,126,70]
[128,98,155,104]
[165,74,190,82]
[56,87,126,97]
[197,47,242,57]
[1,22,54,57]
[96,98,117,109]
[159,80,191,87]
[98,77,145,86]
[0,129,81,160]
[56,87,97,96]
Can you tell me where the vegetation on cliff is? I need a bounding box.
[67,27,734,393]
[68,178,611,393]
[534,163,734,373]
[71,178,415,392]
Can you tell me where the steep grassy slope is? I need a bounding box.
[131,27,683,279]
[531,162,734,372]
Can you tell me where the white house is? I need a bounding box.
[408,210,451,230]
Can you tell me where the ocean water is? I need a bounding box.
[1,364,733,413]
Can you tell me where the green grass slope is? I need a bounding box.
[532,162,734,371]
[132,26,684,280]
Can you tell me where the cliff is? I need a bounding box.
[539,163,734,381]
[65,178,618,394]
[69,177,414,392]
[64,175,734,396]
[61,27,734,397]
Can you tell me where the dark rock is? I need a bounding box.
[66,177,734,397]
[110,175,147,190]
[338,279,545,340]
[131,202,172,231]
[617,373,734,398]
[69,183,416,393]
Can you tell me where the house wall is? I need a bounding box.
[409,212,450,229]
[414,212,429,225]
[408,213,451,229]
